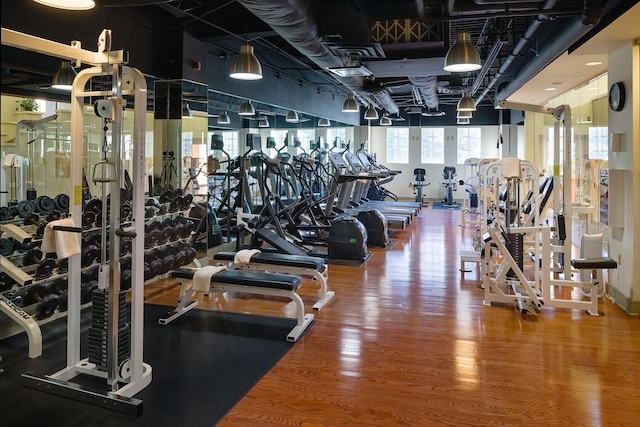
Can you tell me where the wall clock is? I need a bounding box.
[609,81,626,112]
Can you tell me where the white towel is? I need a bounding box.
[41,218,81,259]
[234,249,261,264]
[192,265,227,292]
[2,154,16,167]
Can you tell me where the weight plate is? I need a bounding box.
[36,294,59,320]
[81,244,99,268]
[121,269,132,290]
[181,220,195,238]
[57,258,68,273]
[48,278,68,295]
[36,222,47,239]
[159,190,172,204]
[184,246,197,265]
[23,284,47,306]
[172,188,184,199]
[54,194,70,212]
[82,211,96,229]
[23,248,43,266]
[0,271,16,292]
[81,281,99,304]
[120,202,132,221]
[85,198,102,215]
[17,200,34,218]
[0,206,13,221]
[58,291,68,312]
[87,233,102,248]
[23,213,40,226]
[46,210,61,222]
[169,197,181,213]
[158,204,168,215]
[173,250,186,269]
[0,238,14,256]
[35,196,55,213]
[35,258,56,279]
[143,263,152,281]
[161,255,175,274]
[145,206,157,218]
[120,237,132,255]
[148,259,162,279]
[181,193,194,210]
[120,255,132,271]
[82,266,100,284]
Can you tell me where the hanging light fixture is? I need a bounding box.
[379,115,392,126]
[258,116,270,128]
[182,103,193,118]
[342,93,359,112]
[51,60,77,91]
[286,110,299,123]
[238,100,255,116]
[217,111,230,124]
[457,92,476,112]
[457,118,471,125]
[457,109,473,119]
[33,0,95,10]
[317,118,330,127]
[364,104,378,120]
[444,31,481,73]
[229,43,263,80]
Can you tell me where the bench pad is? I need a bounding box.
[173,268,301,290]
[571,257,618,270]
[214,251,325,273]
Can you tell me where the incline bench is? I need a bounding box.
[213,251,335,311]
[159,268,314,342]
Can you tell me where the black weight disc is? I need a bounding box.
[148,259,162,279]
[82,210,96,229]
[159,190,173,204]
[81,244,99,268]
[82,266,99,284]
[36,222,47,239]
[145,206,157,218]
[158,204,168,215]
[172,188,183,199]
[36,196,55,213]
[120,255,132,272]
[143,263,152,281]
[46,210,61,222]
[120,202,132,221]
[0,271,16,292]
[85,198,102,215]
[0,206,13,221]
[0,238,14,256]
[58,291,68,312]
[121,269,132,290]
[173,250,186,268]
[48,277,68,295]
[120,237,132,255]
[35,258,56,279]
[23,213,40,225]
[169,196,181,213]
[23,284,47,306]
[81,280,98,304]
[57,258,68,273]
[36,294,59,320]
[181,220,195,238]
[54,194,70,212]
[181,193,193,210]
[183,246,197,265]
[23,248,43,266]
[161,255,175,274]
[86,233,102,249]
[17,200,34,218]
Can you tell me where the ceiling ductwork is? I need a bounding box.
[236,0,400,115]
[408,76,439,110]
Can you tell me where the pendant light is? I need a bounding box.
[444,31,481,73]
[457,92,476,112]
[182,103,193,118]
[379,115,392,126]
[286,110,299,123]
[51,60,77,91]
[364,104,378,120]
[238,100,255,116]
[342,93,359,112]
[317,118,330,127]
[457,109,473,119]
[217,111,230,124]
[229,43,263,80]
[258,116,270,128]
[33,0,95,10]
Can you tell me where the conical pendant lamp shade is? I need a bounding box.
[342,93,359,112]
[229,43,263,80]
[457,93,476,112]
[238,100,255,116]
[217,111,230,124]
[52,61,77,90]
[444,31,481,72]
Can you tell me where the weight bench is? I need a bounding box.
[213,250,335,311]
[570,256,618,316]
[159,267,314,342]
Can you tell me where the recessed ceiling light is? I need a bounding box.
[544,87,557,91]
[585,61,603,66]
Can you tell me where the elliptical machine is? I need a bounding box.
[412,168,430,205]
[441,166,459,208]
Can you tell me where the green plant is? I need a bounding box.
[19,98,39,112]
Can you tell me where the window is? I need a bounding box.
[457,128,481,163]
[386,128,409,163]
[421,128,444,163]
[220,131,239,158]
[588,127,608,161]
[296,129,315,154]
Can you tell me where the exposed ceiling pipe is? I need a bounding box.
[408,76,439,110]
[491,0,604,104]
[236,0,399,115]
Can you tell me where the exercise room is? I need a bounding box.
[1,1,639,426]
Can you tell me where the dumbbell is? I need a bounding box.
[81,280,98,304]
[120,236,132,255]
[82,265,100,284]
[183,245,197,266]
[0,206,13,221]
[14,200,35,218]
[144,250,163,279]
[81,242,100,268]
[47,278,69,312]
[22,248,57,280]
[181,193,194,211]
[144,222,161,248]
[53,194,70,213]
[23,213,40,226]
[22,284,59,320]
[0,271,17,292]
[34,195,55,214]
[120,201,132,222]
[181,220,195,239]
[0,237,14,257]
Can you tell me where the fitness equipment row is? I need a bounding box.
[0,194,70,222]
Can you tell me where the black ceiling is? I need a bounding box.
[1,0,630,124]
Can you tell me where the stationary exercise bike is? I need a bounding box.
[441,166,459,208]
[412,168,430,205]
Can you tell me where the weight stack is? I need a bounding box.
[356,209,389,248]
[327,216,368,261]
[87,289,130,371]
[506,232,524,278]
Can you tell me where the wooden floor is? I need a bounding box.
[145,206,640,427]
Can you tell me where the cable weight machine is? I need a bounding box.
[5,28,152,415]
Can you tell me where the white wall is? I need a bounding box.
[367,124,509,201]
